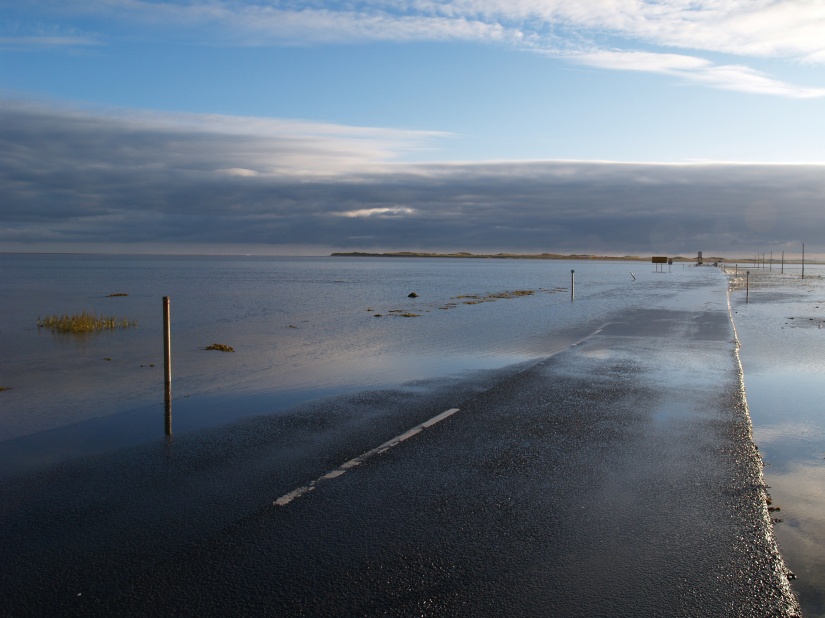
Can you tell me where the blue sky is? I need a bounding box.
[2,1,825,256]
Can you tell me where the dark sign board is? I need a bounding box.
[652,256,668,264]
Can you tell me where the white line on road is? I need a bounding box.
[274,408,460,507]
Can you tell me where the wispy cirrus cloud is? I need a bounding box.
[572,49,825,99]
[0,35,100,50]
[10,0,825,98]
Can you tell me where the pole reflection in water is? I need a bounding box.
[163,296,172,437]
[164,386,172,437]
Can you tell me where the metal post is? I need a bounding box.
[781,251,784,274]
[163,297,172,437]
[746,271,750,303]
[163,297,171,389]
[570,270,575,301]
[770,251,772,271]
[802,243,805,279]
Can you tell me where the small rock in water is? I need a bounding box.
[408,292,419,298]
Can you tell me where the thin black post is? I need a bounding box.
[570,270,575,301]
[781,251,784,274]
[163,297,172,437]
[746,271,750,303]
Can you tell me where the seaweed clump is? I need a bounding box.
[38,311,137,333]
[204,343,235,352]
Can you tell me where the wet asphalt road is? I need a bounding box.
[0,275,800,616]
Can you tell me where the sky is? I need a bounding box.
[2,0,825,257]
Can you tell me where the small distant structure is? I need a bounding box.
[697,251,703,266]
[652,256,668,272]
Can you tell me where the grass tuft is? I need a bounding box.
[38,311,137,333]
[204,343,234,352]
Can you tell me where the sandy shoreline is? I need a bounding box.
[332,250,726,261]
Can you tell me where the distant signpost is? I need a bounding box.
[652,256,668,272]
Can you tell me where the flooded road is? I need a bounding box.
[0,267,799,616]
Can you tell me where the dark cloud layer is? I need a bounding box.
[2,101,823,256]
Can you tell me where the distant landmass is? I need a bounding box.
[331,251,727,262]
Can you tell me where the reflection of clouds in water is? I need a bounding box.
[768,461,825,526]
[754,421,825,446]
[765,461,825,613]
[734,266,825,614]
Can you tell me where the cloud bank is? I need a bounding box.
[8,0,825,98]
[2,100,823,256]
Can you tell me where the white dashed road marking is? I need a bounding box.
[274,408,460,507]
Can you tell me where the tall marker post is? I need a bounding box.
[570,270,575,301]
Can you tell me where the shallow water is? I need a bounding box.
[2,262,800,616]
[1,255,690,452]
[2,256,817,612]
[728,264,825,617]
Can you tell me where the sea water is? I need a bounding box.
[728,263,825,617]
[2,254,692,448]
[2,254,823,611]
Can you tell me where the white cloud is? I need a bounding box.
[0,36,100,49]
[0,100,448,177]
[21,0,825,98]
[693,63,825,99]
[571,49,825,98]
[336,206,418,218]
[4,99,825,254]
[219,168,260,177]
[574,49,712,73]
